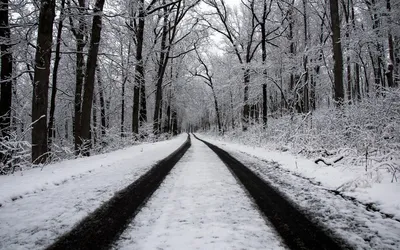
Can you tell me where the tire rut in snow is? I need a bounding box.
[46,135,191,250]
[194,134,350,250]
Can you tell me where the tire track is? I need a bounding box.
[194,134,350,250]
[46,135,191,250]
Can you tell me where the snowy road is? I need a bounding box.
[114,137,287,250]
[3,133,393,249]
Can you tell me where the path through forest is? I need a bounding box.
[1,135,399,249]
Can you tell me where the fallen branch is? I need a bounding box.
[315,158,332,166]
[315,156,344,166]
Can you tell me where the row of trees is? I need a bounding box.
[0,0,200,167]
[0,0,399,168]
[185,0,399,133]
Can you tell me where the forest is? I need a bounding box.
[0,0,399,178]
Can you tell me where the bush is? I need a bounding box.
[211,89,400,184]
[0,131,31,175]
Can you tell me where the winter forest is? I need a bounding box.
[0,0,399,176]
[1,0,400,248]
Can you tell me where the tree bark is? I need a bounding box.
[131,0,145,134]
[242,68,250,131]
[153,4,169,135]
[92,87,97,146]
[260,1,268,128]
[48,0,66,145]
[386,0,395,87]
[120,41,131,137]
[121,72,126,137]
[341,0,352,103]
[137,0,147,129]
[97,66,106,137]
[139,77,147,124]
[132,85,140,134]
[212,88,222,133]
[288,1,296,109]
[302,0,309,113]
[73,0,86,154]
[355,62,361,100]
[31,0,56,163]
[79,0,105,156]
[368,0,385,93]
[0,0,13,139]
[165,102,171,133]
[329,0,344,105]
[230,90,235,129]
[171,109,178,135]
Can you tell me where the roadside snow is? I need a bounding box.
[114,137,287,250]
[0,135,187,250]
[198,134,400,249]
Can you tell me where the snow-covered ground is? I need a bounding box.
[199,134,400,249]
[0,135,187,250]
[2,132,399,249]
[114,137,287,250]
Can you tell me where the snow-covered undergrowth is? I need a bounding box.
[213,90,400,187]
[0,122,173,175]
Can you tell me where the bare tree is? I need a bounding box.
[329,0,344,105]
[191,47,222,133]
[79,0,106,155]
[31,0,56,163]
[153,0,200,134]
[68,0,87,154]
[0,0,12,138]
[48,0,66,145]
[204,0,260,131]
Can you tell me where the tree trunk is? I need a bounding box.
[369,0,385,93]
[288,0,295,107]
[48,0,66,145]
[120,42,131,137]
[73,0,86,154]
[92,87,97,146]
[132,86,139,134]
[171,109,178,135]
[153,4,169,135]
[31,0,56,163]
[97,67,106,137]
[386,0,395,87]
[302,0,309,113]
[212,88,222,133]
[261,6,267,129]
[341,0,352,103]
[355,62,361,100]
[79,0,105,156]
[329,0,344,105]
[395,35,400,86]
[230,90,235,129]
[121,73,126,137]
[106,99,110,128]
[131,1,145,134]
[242,68,250,131]
[137,0,147,125]
[0,0,13,139]
[165,101,171,133]
[139,78,147,124]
